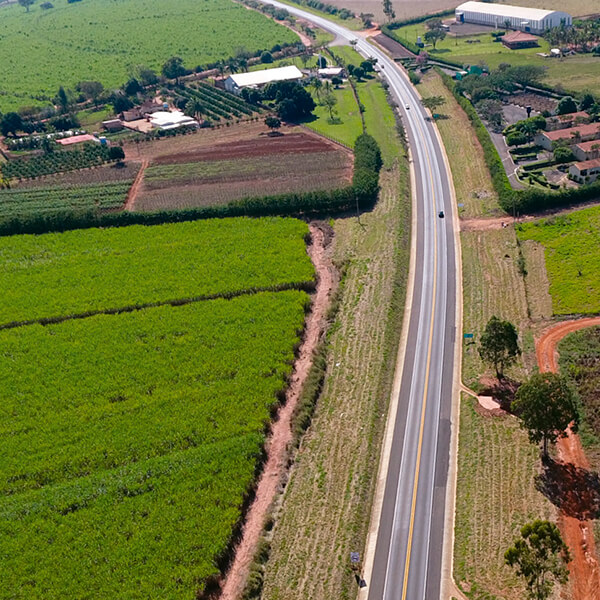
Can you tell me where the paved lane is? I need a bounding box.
[254,6,458,599]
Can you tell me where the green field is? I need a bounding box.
[0,0,298,112]
[518,206,600,315]
[0,290,309,598]
[0,181,132,223]
[391,24,600,93]
[0,218,314,325]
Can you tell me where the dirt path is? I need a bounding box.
[537,317,600,600]
[124,159,148,211]
[218,223,336,600]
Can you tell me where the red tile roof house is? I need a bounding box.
[535,123,600,151]
[501,30,539,49]
[569,158,600,184]
[546,111,590,131]
[573,139,600,161]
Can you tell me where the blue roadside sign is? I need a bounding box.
[464,333,474,339]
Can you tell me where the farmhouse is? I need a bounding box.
[224,65,303,94]
[501,30,539,49]
[534,123,600,151]
[318,67,344,78]
[102,119,124,133]
[573,139,600,161]
[569,158,600,184]
[150,110,199,131]
[455,2,572,34]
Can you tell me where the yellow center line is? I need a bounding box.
[400,117,440,600]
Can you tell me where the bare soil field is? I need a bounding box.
[132,130,353,211]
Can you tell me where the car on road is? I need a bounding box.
[438,210,445,218]
[405,103,410,109]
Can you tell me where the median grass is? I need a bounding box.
[518,206,600,316]
[418,70,501,218]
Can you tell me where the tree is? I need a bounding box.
[112,92,133,114]
[311,77,323,102]
[506,130,528,147]
[260,51,273,64]
[78,81,104,106]
[553,145,575,163]
[382,0,395,22]
[161,56,186,83]
[478,316,521,379]
[579,93,596,111]
[421,95,446,112]
[556,96,578,115]
[0,112,23,137]
[264,115,281,132]
[424,28,446,49]
[18,0,35,11]
[40,2,53,8]
[359,13,374,28]
[360,59,375,73]
[108,146,125,161]
[476,98,504,130]
[185,98,204,123]
[505,520,570,600]
[513,372,579,457]
[55,86,71,113]
[352,66,365,81]
[134,65,158,87]
[323,92,338,120]
[123,78,142,96]
[426,18,443,30]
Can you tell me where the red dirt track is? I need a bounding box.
[152,133,343,165]
[537,317,600,600]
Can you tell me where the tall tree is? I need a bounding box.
[18,0,35,11]
[424,28,446,49]
[184,98,203,123]
[0,112,23,137]
[382,0,395,22]
[78,81,104,106]
[264,115,281,132]
[505,520,570,600]
[161,56,186,84]
[513,372,579,457]
[421,95,446,112]
[323,92,338,120]
[478,316,521,379]
[55,86,70,113]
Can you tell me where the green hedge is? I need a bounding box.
[0,135,383,236]
[437,70,600,214]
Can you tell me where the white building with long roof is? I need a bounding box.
[455,1,571,33]
[224,65,303,94]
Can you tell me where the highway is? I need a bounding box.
[257,4,458,599]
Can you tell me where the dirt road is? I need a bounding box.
[537,317,600,600]
[218,223,336,600]
[124,159,148,211]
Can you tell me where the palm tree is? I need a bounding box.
[185,98,204,123]
[238,57,248,72]
[227,58,239,74]
[312,77,323,103]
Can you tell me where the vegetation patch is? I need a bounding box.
[0,181,132,223]
[0,0,297,112]
[0,291,309,598]
[0,217,314,325]
[518,206,600,315]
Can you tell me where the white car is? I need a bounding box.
[405,103,410,109]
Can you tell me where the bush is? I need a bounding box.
[506,131,528,147]
[260,51,273,64]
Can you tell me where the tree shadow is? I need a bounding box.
[535,457,600,520]
[479,376,520,412]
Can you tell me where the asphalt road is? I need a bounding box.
[255,5,458,598]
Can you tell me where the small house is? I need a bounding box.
[569,158,600,184]
[501,30,539,49]
[102,119,124,133]
[534,123,600,151]
[573,139,600,161]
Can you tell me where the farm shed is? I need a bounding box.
[149,110,199,131]
[318,67,344,78]
[102,119,124,132]
[56,134,100,146]
[569,158,600,183]
[573,139,600,161]
[455,2,572,34]
[535,123,600,151]
[224,65,303,94]
[501,30,539,49]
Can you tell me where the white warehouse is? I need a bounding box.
[224,65,303,95]
[455,1,572,34]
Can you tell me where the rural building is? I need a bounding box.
[318,67,344,78]
[224,65,303,94]
[455,2,572,34]
[122,108,143,122]
[149,110,199,131]
[569,158,600,183]
[546,111,590,131]
[102,119,124,132]
[573,139,600,161]
[534,123,600,150]
[501,30,539,49]
[56,134,100,146]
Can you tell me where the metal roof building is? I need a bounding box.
[455,2,572,34]
[224,65,303,94]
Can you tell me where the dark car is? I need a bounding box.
[438,210,445,218]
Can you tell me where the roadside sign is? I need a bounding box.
[463,333,474,339]
[350,552,360,564]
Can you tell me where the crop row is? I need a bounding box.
[0,144,113,180]
[0,217,314,325]
[0,181,131,221]
[180,83,258,121]
[194,82,257,115]
[0,291,309,598]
